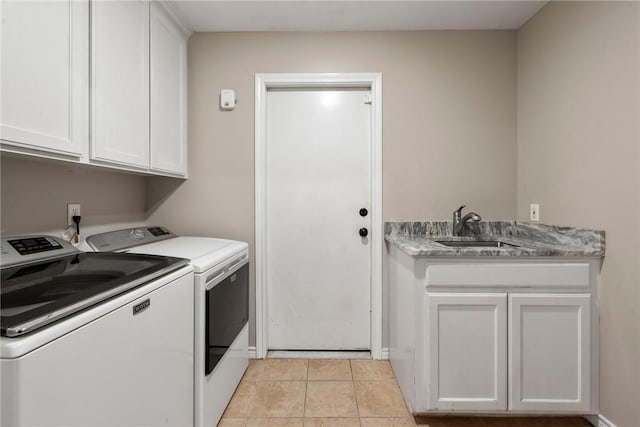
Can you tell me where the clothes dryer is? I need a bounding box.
[86,227,249,427]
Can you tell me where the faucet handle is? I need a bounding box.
[455,205,466,214]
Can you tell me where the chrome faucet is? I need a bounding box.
[452,205,482,236]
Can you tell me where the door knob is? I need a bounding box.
[359,208,368,217]
[359,228,368,237]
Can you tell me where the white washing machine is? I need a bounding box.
[1,235,195,426]
[86,227,249,427]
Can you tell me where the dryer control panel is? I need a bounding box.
[86,227,177,252]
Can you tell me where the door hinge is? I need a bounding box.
[364,95,373,105]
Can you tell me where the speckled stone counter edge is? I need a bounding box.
[384,221,605,257]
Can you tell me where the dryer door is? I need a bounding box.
[205,262,249,375]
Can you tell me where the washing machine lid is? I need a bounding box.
[125,237,248,274]
[1,251,189,337]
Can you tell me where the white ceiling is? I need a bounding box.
[166,0,548,33]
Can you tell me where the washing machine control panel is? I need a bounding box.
[0,236,79,268]
[8,237,62,255]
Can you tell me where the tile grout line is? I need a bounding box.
[350,360,364,427]
[302,359,309,420]
[350,359,363,425]
[246,374,256,420]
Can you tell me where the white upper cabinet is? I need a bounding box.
[91,0,150,168]
[1,0,188,177]
[1,0,88,157]
[150,3,188,176]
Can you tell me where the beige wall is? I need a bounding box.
[1,155,147,236]
[147,31,518,347]
[517,2,640,426]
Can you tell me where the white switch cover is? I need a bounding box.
[530,203,540,222]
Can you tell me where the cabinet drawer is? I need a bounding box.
[425,263,591,288]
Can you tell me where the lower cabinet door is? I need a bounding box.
[509,293,591,412]
[426,293,507,411]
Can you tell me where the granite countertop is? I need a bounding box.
[384,221,605,257]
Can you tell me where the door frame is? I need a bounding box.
[254,73,383,359]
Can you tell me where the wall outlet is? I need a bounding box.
[67,203,81,226]
[530,203,540,222]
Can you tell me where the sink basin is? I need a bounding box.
[435,240,519,248]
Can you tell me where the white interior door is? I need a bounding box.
[266,88,372,350]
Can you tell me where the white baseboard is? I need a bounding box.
[381,347,390,360]
[585,415,598,426]
[598,414,617,427]
[585,414,617,427]
[248,346,257,359]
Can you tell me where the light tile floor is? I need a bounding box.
[220,359,592,427]
[220,359,414,427]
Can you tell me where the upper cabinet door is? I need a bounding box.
[509,293,592,412]
[91,0,149,168]
[1,0,88,157]
[150,3,188,177]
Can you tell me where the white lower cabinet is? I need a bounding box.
[509,294,591,412]
[388,247,599,416]
[425,290,593,413]
[427,293,507,411]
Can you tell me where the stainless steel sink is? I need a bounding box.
[435,240,519,248]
